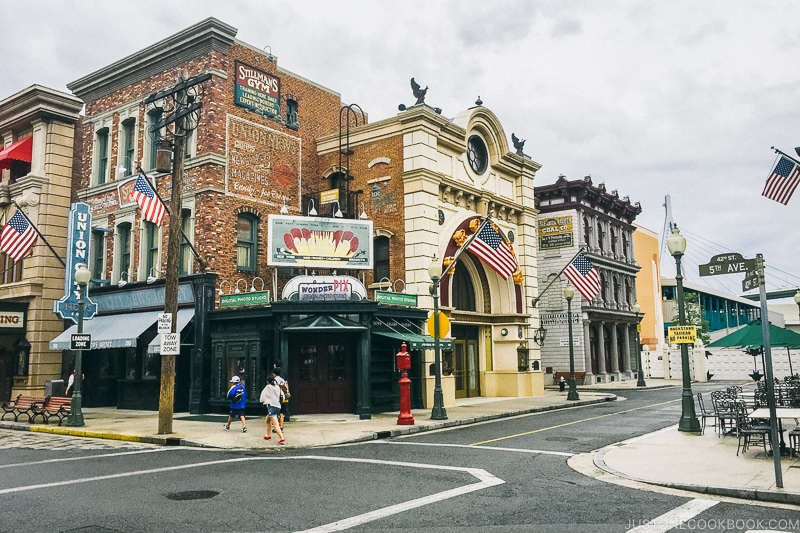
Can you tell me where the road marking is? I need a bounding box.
[471,399,679,446]
[291,456,504,532]
[0,448,176,469]
[376,440,573,457]
[0,453,504,532]
[626,498,719,532]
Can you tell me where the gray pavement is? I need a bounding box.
[3,379,799,505]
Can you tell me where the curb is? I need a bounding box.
[593,444,800,506]
[2,395,615,450]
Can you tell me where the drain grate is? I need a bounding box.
[164,490,220,501]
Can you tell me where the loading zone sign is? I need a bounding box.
[668,325,697,344]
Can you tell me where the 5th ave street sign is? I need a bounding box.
[699,253,756,277]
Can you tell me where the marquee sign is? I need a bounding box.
[53,202,97,324]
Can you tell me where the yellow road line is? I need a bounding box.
[470,399,679,446]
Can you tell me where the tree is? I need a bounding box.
[673,292,711,345]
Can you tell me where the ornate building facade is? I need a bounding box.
[535,176,642,384]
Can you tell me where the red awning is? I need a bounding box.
[0,137,33,170]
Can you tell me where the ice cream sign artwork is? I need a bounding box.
[53,202,97,323]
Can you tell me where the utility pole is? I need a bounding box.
[144,72,211,434]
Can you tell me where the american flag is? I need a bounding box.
[467,221,518,279]
[564,252,601,302]
[0,210,37,262]
[762,156,800,205]
[132,174,166,226]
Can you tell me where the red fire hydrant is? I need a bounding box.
[396,342,414,425]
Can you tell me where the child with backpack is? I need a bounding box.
[223,375,247,433]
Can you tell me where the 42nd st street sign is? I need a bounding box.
[698,253,756,277]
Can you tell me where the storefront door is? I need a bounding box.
[453,339,480,398]
[290,335,355,414]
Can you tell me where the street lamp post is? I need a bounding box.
[666,226,701,433]
[428,257,447,420]
[66,263,92,427]
[633,302,646,387]
[563,285,579,401]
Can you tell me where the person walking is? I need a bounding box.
[272,367,290,430]
[259,376,285,444]
[224,376,247,433]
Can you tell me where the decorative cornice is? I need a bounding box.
[67,17,237,102]
[0,85,83,132]
[535,175,642,223]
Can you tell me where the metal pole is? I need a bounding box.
[756,254,782,487]
[566,294,579,401]
[66,281,86,427]
[636,313,646,387]
[431,275,447,420]
[674,252,701,432]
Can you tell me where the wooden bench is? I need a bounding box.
[0,394,46,422]
[41,396,72,425]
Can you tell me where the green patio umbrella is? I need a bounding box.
[708,319,800,378]
[708,319,800,349]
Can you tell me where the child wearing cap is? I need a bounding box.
[224,376,247,433]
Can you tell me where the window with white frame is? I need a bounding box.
[119,118,136,178]
[236,214,258,271]
[143,221,160,279]
[179,208,193,275]
[145,108,164,171]
[91,226,108,287]
[116,221,132,283]
[95,127,110,185]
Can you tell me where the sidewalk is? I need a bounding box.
[3,379,799,505]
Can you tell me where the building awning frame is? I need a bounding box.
[49,310,162,351]
[0,137,32,170]
[373,331,453,351]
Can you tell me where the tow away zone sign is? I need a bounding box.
[668,325,697,344]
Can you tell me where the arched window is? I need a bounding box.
[373,236,390,282]
[117,222,132,280]
[286,98,299,127]
[95,127,109,185]
[597,222,605,252]
[600,271,608,302]
[236,214,258,271]
[610,228,617,255]
[452,264,476,312]
[613,275,620,304]
[622,233,629,259]
[144,221,159,274]
[583,217,591,247]
[625,278,632,307]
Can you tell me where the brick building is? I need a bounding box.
[52,17,546,416]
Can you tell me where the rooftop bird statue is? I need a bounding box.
[511,133,526,155]
[411,78,428,105]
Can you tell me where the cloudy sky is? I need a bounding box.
[3,1,799,297]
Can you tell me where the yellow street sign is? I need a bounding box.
[427,311,450,338]
[668,325,697,344]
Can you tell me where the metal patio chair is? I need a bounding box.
[696,392,716,435]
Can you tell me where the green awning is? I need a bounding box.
[373,331,453,350]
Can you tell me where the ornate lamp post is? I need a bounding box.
[563,285,579,401]
[66,263,92,427]
[632,302,646,387]
[666,226,701,432]
[428,256,447,420]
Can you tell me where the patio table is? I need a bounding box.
[750,408,800,456]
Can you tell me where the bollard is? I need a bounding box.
[396,342,414,425]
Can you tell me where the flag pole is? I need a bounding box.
[8,203,66,267]
[136,166,207,270]
[531,246,588,308]
[442,216,493,276]
[771,146,800,166]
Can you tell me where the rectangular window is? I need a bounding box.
[0,254,23,284]
[148,109,163,170]
[179,209,192,275]
[121,119,136,177]
[118,223,131,281]
[236,215,257,271]
[91,230,106,287]
[96,128,109,185]
[144,222,159,275]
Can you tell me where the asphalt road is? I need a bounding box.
[2,385,800,532]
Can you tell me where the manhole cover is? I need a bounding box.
[545,436,577,442]
[165,490,220,501]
